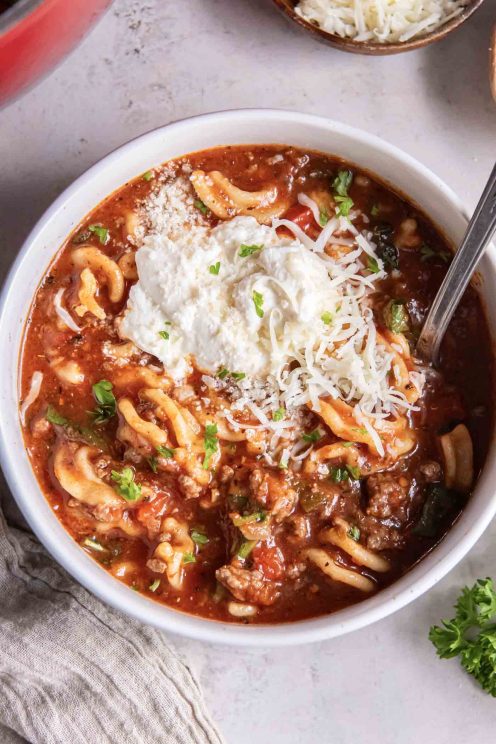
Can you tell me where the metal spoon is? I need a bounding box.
[416,162,496,364]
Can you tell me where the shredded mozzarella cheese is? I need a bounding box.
[54,289,81,333]
[20,371,43,425]
[295,0,469,43]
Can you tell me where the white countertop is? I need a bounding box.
[1,1,496,741]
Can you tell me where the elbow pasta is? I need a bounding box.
[439,424,474,492]
[54,442,122,508]
[320,518,390,573]
[117,251,138,280]
[122,209,141,243]
[151,517,194,590]
[75,267,106,319]
[72,246,125,303]
[142,389,202,447]
[117,397,170,450]
[191,169,290,224]
[303,548,375,593]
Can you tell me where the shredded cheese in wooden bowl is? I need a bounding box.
[295,0,471,44]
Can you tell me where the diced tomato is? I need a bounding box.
[252,544,285,580]
[136,494,169,534]
[276,204,320,239]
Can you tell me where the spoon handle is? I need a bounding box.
[416,162,496,364]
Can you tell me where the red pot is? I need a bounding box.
[0,0,113,107]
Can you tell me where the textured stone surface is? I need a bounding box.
[1,1,496,742]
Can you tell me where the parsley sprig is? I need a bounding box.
[430,578,496,697]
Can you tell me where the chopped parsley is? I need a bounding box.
[183,552,196,564]
[321,311,333,325]
[142,170,154,181]
[209,262,220,275]
[111,467,142,502]
[88,224,110,245]
[239,243,263,258]
[352,427,368,435]
[149,578,161,592]
[194,199,209,215]
[429,578,496,697]
[333,169,353,196]
[191,529,209,546]
[329,466,349,483]
[370,204,380,217]
[202,423,218,469]
[156,445,175,459]
[319,208,329,227]
[334,195,354,217]
[347,465,361,480]
[45,406,69,426]
[158,329,169,340]
[272,407,285,422]
[216,367,244,381]
[383,299,410,334]
[237,540,257,560]
[330,465,360,483]
[45,406,107,450]
[91,380,116,424]
[366,256,380,274]
[420,243,450,264]
[147,456,158,473]
[252,290,264,318]
[347,525,361,541]
[232,511,266,526]
[332,169,354,217]
[302,429,322,444]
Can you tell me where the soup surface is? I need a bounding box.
[20,145,493,624]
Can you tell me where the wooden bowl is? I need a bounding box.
[271,0,486,55]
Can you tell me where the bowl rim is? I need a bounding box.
[271,0,486,55]
[2,108,496,647]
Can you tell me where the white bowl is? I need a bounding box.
[1,109,495,646]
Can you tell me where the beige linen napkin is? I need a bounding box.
[0,486,223,744]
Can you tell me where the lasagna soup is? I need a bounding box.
[20,146,493,623]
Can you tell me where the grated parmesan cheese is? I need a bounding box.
[295,0,469,43]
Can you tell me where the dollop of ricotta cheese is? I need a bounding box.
[120,215,336,380]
